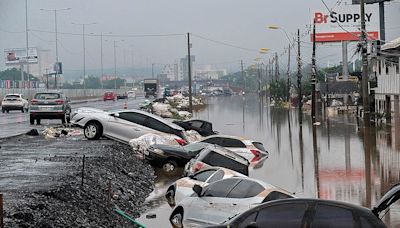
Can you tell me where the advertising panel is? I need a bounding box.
[4,47,38,65]
[311,5,379,42]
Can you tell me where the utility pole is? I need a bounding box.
[275,52,279,81]
[25,0,29,93]
[100,32,104,89]
[360,0,370,126]
[187,32,193,113]
[114,40,117,90]
[311,21,317,124]
[83,25,86,92]
[297,29,302,110]
[152,63,155,78]
[241,60,245,92]
[379,1,385,43]
[287,43,291,102]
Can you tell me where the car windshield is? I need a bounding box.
[253,142,266,151]
[183,143,207,152]
[34,93,60,100]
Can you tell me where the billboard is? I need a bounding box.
[311,5,379,42]
[4,47,38,65]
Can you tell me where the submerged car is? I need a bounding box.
[145,142,211,175]
[165,167,246,207]
[169,177,295,228]
[173,119,218,137]
[29,91,71,125]
[71,108,188,145]
[184,145,250,176]
[199,135,268,162]
[1,93,29,113]
[206,184,400,228]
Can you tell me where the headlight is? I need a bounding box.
[153,148,164,155]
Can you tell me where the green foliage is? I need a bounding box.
[270,79,287,99]
[0,68,38,81]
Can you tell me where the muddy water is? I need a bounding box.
[138,95,400,227]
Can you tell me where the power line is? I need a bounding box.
[191,33,259,53]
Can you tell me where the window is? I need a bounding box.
[222,138,246,148]
[202,151,248,175]
[252,142,266,152]
[202,137,223,145]
[206,169,225,183]
[238,212,257,228]
[263,191,293,202]
[192,170,216,182]
[118,112,147,125]
[190,120,203,128]
[146,118,172,133]
[202,179,240,197]
[227,180,264,198]
[34,93,60,99]
[311,204,355,228]
[256,203,307,227]
[5,95,20,99]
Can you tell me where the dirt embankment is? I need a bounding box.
[1,135,155,228]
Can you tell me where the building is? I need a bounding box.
[160,63,179,81]
[373,37,400,120]
[178,55,195,81]
[195,65,227,80]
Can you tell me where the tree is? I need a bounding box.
[0,68,38,81]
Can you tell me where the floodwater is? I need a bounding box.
[138,95,400,227]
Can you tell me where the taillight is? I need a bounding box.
[55,100,64,105]
[175,138,187,146]
[250,149,261,157]
[193,162,204,173]
[31,99,38,105]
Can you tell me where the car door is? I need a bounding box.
[106,112,148,142]
[185,178,241,226]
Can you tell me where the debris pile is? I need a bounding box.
[129,133,180,154]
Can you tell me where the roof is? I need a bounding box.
[382,37,400,51]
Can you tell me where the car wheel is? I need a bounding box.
[1,108,5,113]
[84,122,102,140]
[165,187,176,207]
[29,115,34,125]
[24,107,29,112]
[36,118,41,125]
[162,159,178,175]
[61,117,66,124]
[6,109,9,113]
[21,107,24,113]
[170,210,184,228]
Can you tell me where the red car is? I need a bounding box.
[103,91,116,101]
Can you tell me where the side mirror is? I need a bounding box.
[245,222,258,228]
[110,113,120,118]
[192,184,202,197]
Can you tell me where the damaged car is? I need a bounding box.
[172,119,218,137]
[205,184,400,228]
[71,108,188,144]
[169,177,295,228]
[165,167,246,207]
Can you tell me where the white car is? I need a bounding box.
[127,90,136,99]
[169,177,295,228]
[165,167,246,207]
[199,135,268,162]
[71,108,188,145]
[1,94,29,113]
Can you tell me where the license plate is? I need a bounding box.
[40,106,53,111]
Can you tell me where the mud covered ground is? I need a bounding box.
[0,132,155,227]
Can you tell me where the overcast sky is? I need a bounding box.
[0,0,399,75]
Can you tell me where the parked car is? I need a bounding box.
[127,90,136,99]
[184,145,249,176]
[103,91,116,101]
[145,142,211,175]
[173,119,218,137]
[165,167,246,207]
[29,91,71,125]
[71,108,188,145]
[199,135,268,162]
[205,184,400,228]
[169,177,295,228]
[1,94,29,113]
[117,93,128,100]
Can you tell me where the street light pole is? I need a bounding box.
[25,0,29,92]
[101,32,104,89]
[187,32,193,113]
[360,0,370,127]
[114,40,117,90]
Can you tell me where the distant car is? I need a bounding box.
[71,108,188,145]
[103,91,116,101]
[205,185,400,228]
[165,167,246,207]
[199,135,268,162]
[127,91,136,99]
[29,91,71,125]
[1,94,29,113]
[169,177,295,228]
[145,142,211,175]
[184,145,249,176]
[173,119,218,137]
[117,93,128,100]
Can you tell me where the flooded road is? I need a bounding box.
[138,95,400,227]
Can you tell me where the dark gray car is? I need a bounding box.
[29,91,71,125]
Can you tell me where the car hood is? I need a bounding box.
[372,184,400,216]
[151,144,186,153]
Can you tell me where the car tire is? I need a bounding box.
[165,187,176,207]
[21,107,24,113]
[30,115,34,125]
[24,107,29,112]
[162,159,178,175]
[1,108,5,113]
[36,118,41,125]
[6,110,9,113]
[61,117,66,124]
[170,210,184,228]
[84,121,102,140]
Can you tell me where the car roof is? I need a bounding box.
[35,91,63,94]
[202,145,249,165]
[112,109,184,131]
[224,176,285,190]
[202,134,256,143]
